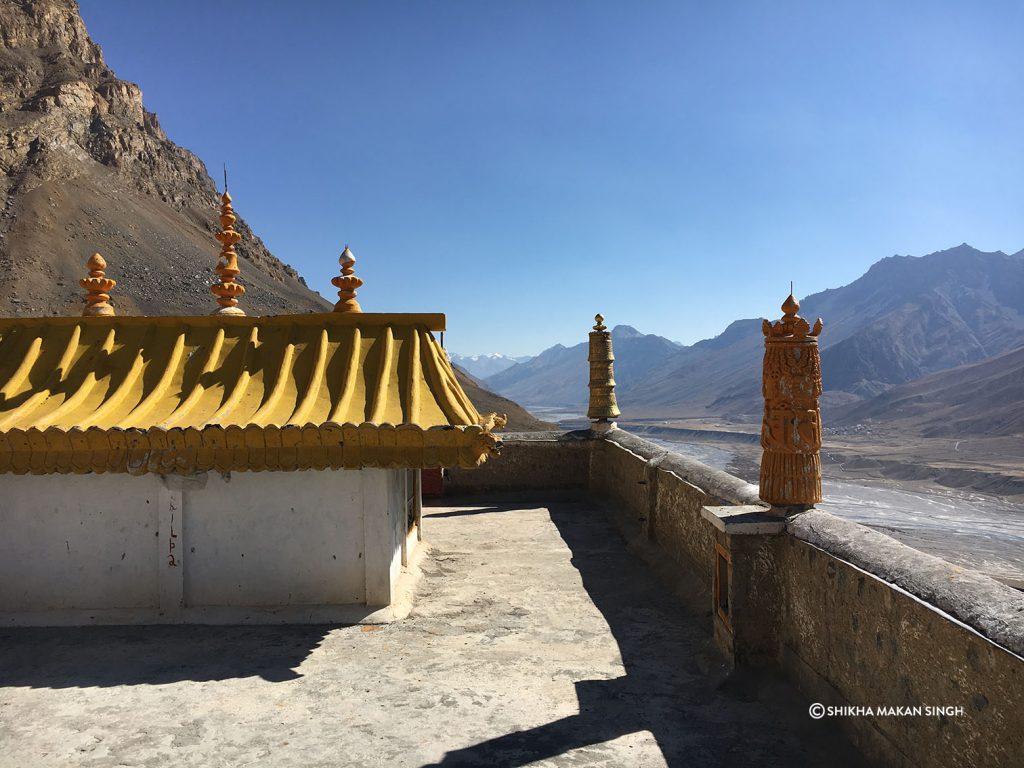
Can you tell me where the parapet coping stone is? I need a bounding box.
[603,428,764,508]
[791,508,1024,659]
[702,505,786,535]
[494,430,594,443]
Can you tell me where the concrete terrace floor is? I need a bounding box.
[0,499,866,767]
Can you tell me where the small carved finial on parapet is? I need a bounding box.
[759,293,824,513]
[210,191,246,316]
[332,246,364,313]
[587,313,620,433]
[80,252,116,316]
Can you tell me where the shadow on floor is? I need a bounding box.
[0,624,331,687]
[422,500,866,768]
[423,506,530,519]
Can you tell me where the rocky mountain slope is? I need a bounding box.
[833,344,1024,438]
[0,0,554,430]
[452,367,555,432]
[489,245,1024,424]
[0,0,330,316]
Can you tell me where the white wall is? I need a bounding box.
[0,467,412,625]
[0,473,159,612]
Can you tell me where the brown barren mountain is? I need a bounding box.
[834,344,1024,438]
[0,0,330,317]
[489,245,1024,430]
[453,367,556,432]
[0,0,552,429]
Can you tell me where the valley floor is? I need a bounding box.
[625,418,1024,498]
[624,418,1024,588]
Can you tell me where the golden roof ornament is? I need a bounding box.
[587,313,620,432]
[332,245,363,313]
[80,252,116,316]
[210,191,246,316]
[759,290,824,511]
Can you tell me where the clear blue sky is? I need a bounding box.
[80,1,1024,357]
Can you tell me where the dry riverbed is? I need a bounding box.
[624,419,1024,588]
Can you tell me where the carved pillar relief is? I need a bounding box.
[759,295,823,507]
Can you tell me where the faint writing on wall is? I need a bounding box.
[168,518,178,568]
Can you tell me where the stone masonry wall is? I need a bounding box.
[592,431,763,584]
[445,432,591,496]
[780,511,1024,768]
[447,430,1024,767]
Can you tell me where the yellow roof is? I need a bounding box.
[0,313,502,474]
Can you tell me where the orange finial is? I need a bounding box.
[210,191,246,316]
[332,245,364,313]
[781,293,800,317]
[80,252,116,316]
[764,290,822,340]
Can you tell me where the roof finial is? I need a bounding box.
[782,282,800,317]
[587,312,620,432]
[332,245,364,313]
[80,252,116,316]
[210,189,246,316]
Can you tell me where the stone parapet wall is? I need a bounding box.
[449,429,759,583]
[445,431,592,495]
[789,511,1024,656]
[594,431,763,584]
[781,511,1023,767]
[447,430,1024,767]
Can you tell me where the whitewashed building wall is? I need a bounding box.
[0,468,411,625]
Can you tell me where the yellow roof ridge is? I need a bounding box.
[0,313,498,473]
[0,421,499,474]
[0,312,447,330]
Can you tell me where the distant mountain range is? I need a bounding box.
[6,5,1020,439]
[834,343,1024,438]
[485,245,1024,435]
[448,353,533,380]
[486,325,681,408]
[451,367,555,432]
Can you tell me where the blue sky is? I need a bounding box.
[80,1,1024,356]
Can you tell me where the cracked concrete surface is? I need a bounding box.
[0,500,864,767]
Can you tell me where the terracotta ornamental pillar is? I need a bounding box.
[759,293,824,510]
[587,314,620,433]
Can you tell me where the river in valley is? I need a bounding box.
[524,407,1024,586]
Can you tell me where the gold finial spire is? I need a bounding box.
[210,191,246,316]
[80,252,116,316]
[332,245,364,313]
[587,312,620,432]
